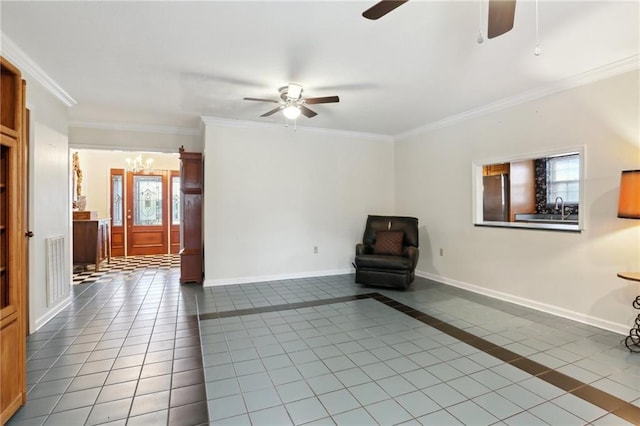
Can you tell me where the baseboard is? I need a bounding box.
[204,268,353,287]
[33,296,72,332]
[416,270,628,336]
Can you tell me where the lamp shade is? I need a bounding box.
[618,170,640,219]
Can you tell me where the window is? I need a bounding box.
[111,174,123,227]
[133,175,163,226]
[171,176,181,225]
[547,154,580,204]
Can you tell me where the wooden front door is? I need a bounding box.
[0,57,27,423]
[126,171,169,255]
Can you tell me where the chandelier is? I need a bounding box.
[125,154,154,173]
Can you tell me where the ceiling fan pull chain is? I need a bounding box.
[534,0,542,56]
[477,0,485,44]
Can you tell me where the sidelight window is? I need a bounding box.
[172,176,181,225]
[111,174,123,226]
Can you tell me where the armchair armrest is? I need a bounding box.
[356,243,372,256]
[403,246,420,268]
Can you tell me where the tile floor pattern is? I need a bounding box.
[197,275,640,425]
[72,255,181,286]
[9,254,208,426]
[8,255,640,425]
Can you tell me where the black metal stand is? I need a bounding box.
[624,295,640,353]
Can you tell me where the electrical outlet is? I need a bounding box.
[439,248,444,256]
[313,246,318,254]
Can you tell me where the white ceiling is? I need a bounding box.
[1,1,638,136]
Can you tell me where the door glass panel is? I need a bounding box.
[133,175,162,226]
[172,176,181,225]
[0,145,8,308]
[112,174,123,226]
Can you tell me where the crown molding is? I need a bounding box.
[1,33,76,107]
[69,120,200,136]
[201,116,393,143]
[397,55,640,140]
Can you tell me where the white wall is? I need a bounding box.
[71,149,180,218]
[69,125,202,153]
[202,119,395,285]
[10,47,636,338]
[24,77,72,332]
[395,70,640,334]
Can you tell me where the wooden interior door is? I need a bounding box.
[126,171,169,255]
[110,168,125,256]
[0,57,27,423]
[170,171,180,254]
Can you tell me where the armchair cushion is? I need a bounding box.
[373,231,403,256]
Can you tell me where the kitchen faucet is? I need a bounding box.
[554,196,567,220]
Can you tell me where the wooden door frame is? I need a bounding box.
[125,170,169,256]
[110,167,180,257]
[24,107,30,335]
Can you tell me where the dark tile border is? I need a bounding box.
[198,293,373,321]
[199,292,640,424]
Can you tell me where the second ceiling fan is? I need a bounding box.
[363,0,517,39]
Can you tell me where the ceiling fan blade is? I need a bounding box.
[261,106,283,117]
[487,0,516,39]
[300,105,317,118]
[305,96,340,105]
[243,97,279,103]
[362,0,408,20]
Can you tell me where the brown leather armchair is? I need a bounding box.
[354,215,419,290]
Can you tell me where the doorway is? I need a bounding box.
[110,166,180,257]
[71,149,180,259]
[126,170,168,255]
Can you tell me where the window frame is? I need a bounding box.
[546,153,580,206]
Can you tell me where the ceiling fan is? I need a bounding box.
[363,0,517,39]
[243,84,339,120]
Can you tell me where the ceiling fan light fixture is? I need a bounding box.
[244,84,337,120]
[283,104,301,120]
[287,83,302,101]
